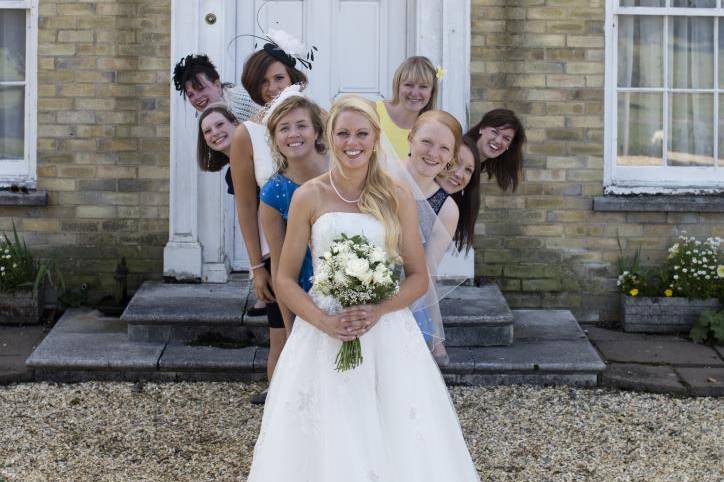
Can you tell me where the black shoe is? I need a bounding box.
[250,390,267,405]
[246,306,268,317]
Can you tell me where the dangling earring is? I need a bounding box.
[407,152,411,157]
[207,150,212,170]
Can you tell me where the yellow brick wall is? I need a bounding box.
[0,0,171,297]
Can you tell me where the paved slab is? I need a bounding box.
[0,325,46,356]
[26,310,163,370]
[600,363,687,395]
[675,367,724,397]
[582,325,637,343]
[513,310,586,341]
[594,339,724,366]
[159,344,256,370]
[121,280,249,324]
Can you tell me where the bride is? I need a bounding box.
[246,95,480,482]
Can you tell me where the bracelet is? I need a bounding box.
[250,262,266,271]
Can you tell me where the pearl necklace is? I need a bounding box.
[329,171,362,204]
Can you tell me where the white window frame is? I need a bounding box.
[604,1,724,194]
[0,0,38,188]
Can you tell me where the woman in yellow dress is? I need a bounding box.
[376,56,438,160]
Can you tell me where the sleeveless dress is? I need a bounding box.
[246,212,480,482]
[259,172,314,291]
[375,100,410,161]
[414,187,451,343]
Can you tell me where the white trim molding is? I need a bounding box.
[0,0,38,188]
[603,0,724,192]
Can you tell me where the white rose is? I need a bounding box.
[369,246,386,264]
[323,251,332,260]
[345,256,370,280]
[333,270,348,285]
[372,264,389,284]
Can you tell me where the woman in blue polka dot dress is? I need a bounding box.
[260,89,329,331]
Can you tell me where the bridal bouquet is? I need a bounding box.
[311,233,399,371]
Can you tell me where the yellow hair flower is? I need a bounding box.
[435,65,446,80]
[664,289,673,297]
[718,265,724,278]
[629,288,639,296]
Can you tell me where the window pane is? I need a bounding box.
[0,86,25,160]
[668,93,714,166]
[620,0,664,5]
[671,0,715,7]
[618,16,664,88]
[669,17,714,89]
[617,93,663,166]
[0,9,25,82]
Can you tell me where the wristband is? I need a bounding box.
[250,262,266,271]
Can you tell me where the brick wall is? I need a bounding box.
[0,0,171,298]
[470,0,724,323]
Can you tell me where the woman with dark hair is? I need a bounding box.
[436,136,481,253]
[196,103,239,175]
[464,108,526,192]
[229,34,313,404]
[173,53,258,121]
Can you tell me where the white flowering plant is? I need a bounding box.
[663,233,723,301]
[0,222,64,294]
[311,233,399,371]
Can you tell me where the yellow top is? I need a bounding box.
[375,100,410,161]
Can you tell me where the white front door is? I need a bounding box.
[225,0,409,270]
[165,0,470,282]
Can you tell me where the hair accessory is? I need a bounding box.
[228,3,318,70]
[261,84,306,125]
[435,65,447,81]
[172,54,214,93]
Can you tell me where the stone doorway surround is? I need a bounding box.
[163,0,471,282]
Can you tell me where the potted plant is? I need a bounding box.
[618,233,723,334]
[0,223,64,325]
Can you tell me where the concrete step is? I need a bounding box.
[121,281,514,347]
[441,284,513,347]
[27,308,603,387]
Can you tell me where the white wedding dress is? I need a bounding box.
[246,212,480,482]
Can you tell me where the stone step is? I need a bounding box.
[121,281,514,347]
[440,284,513,347]
[27,308,603,387]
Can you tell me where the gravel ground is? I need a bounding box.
[0,382,721,481]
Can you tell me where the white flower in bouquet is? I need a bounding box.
[311,233,399,371]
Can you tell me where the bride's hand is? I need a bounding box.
[341,305,382,335]
[320,313,365,342]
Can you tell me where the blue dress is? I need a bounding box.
[260,172,314,291]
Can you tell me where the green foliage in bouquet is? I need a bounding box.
[312,233,399,371]
[690,309,724,345]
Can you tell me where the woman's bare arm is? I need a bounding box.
[229,123,274,302]
[260,202,294,331]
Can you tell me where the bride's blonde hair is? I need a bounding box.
[325,95,401,256]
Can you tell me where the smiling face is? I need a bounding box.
[185,73,224,112]
[477,125,516,159]
[260,61,292,104]
[331,110,376,171]
[397,77,432,114]
[201,111,237,154]
[437,143,475,194]
[407,120,455,180]
[273,107,318,162]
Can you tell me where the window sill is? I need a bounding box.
[0,190,48,207]
[593,195,724,213]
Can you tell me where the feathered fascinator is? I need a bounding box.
[229,2,318,70]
